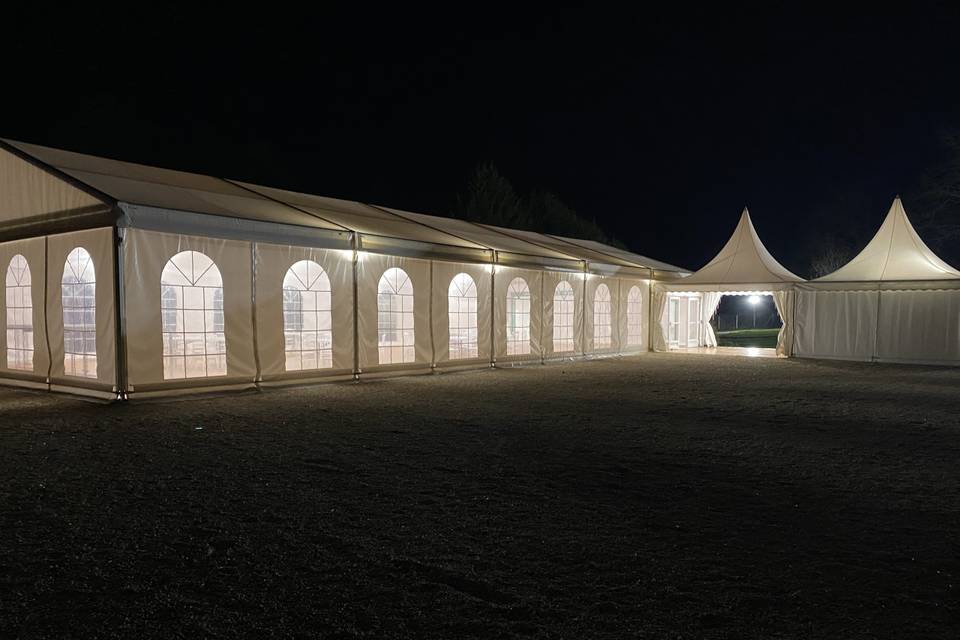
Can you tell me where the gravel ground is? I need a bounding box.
[0,353,958,639]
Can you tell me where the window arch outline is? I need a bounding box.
[626,285,643,347]
[593,283,612,349]
[377,267,415,365]
[283,259,333,371]
[160,250,226,380]
[6,254,33,371]
[447,272,478,360]
[506,277,531,356]
[62,247,96,378]
[552,280,575,353]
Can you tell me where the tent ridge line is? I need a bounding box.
[225,179,352,234]
[364,203,492,257]
[473,222,585,268]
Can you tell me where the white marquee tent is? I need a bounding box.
[794,197,960,364]
[654,208,804,355]
[0,139,688,399]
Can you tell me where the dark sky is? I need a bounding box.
[4,6,960,275]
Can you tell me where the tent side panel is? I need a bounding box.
[0,236,50,382]
[254,243,355,380]
[0,148,104,226]
[584,275,620,355]
[541,271,584,360]
[430,261,492,368]
[794,289,878,362]
[493,266,543,363]
[876,289,960,365]
[47,227,117,393]
[123,228,256,392]
[356,253,432,373]
[617,277,649,353]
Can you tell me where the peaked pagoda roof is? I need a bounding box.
[816,197,960,281]
[680,208,803,285]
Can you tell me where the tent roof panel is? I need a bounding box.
[2,140,347,232]
[483,226,648,267]
[550,235,689,273]
[235,182,487,250]
[816,197,960,281]
[379,208,580,261]
[679,208,803,285]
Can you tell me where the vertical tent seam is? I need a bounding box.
[490,252,497,367]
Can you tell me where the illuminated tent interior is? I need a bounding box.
[0,139,687,399]
[794,197,960,364]
[653,208,804,356]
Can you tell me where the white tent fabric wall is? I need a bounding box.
[584,275,619,354]
[700,291,722,347]
[255,242,355,383]
[651,287,668,352]
[771,290,795,356]
[123,229,256,395]
[616,277,649,353]
[0,147,105,225]
[493,266,543,363]
[356,253,432,374]
[876,288,960,364]
[431,260,492,369]
[541,271,585,360]
[0,236,49,387]
[793,288,879,361]
[47,227,116,397]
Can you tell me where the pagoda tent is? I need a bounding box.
[655,208,804,355]
[794,197,960,365]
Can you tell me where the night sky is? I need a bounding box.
[4,6,960,274]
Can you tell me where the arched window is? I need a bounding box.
[378,267,414,365]
[62,247,96,378]
[6,254,33,371]
[553,280,575,353]
[626,286,643,347]
[283,260,333,371]
[160,251,226,379]
[448,273,478,360]
[593,283,612,349]
[506,277,531,356]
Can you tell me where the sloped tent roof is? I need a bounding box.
[665,207,804,291]
[816,197,960,282]
[0,138,687,276]
[549,235,689,277]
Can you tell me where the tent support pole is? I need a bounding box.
[250,242,261,386]
[112,225,128,400]
[581,262,588,357]
[490,252,496,368]
[647,278,654,352]
[352,234,360,380]
[539,271,545,364]
[429,260,436,371]
[43,236,52,389]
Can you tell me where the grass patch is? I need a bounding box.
[716,327,780,348]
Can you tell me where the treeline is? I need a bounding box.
[452,162,621,247]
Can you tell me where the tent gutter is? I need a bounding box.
[117,203,353,251]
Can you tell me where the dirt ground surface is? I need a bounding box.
[1,353,958,639]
